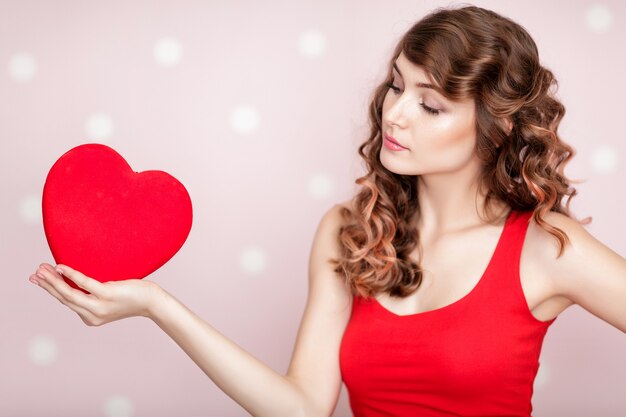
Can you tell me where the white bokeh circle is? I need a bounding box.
[103,395,135,417]
[298,30,327,58]
[153,36,183,67]
[585,4,613,32]
[590,144,618,174]
[238,246,268,275]
[84,112,115,141]
[8,52,38,82]
[28,335,59,366]
[229,105,260,135]
[308,172,335,199]
[19,194,42,224]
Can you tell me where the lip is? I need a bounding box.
[383,133,409,151]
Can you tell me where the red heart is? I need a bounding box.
[42,143,193,292]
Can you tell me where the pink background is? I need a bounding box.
[1,0,625,416]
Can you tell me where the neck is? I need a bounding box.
[415,161,508,236]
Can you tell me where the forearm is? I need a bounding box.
[148,287,308,417]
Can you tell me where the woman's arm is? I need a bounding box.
[148,288,306,416]
[29,203,353,417]
[531,211,626,333]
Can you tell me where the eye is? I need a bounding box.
[385,82,441,116]
[386,81,401,94]
[419,101,440,115]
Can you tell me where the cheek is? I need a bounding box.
[411,118,477,166]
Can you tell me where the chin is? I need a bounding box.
[379,152,418,176]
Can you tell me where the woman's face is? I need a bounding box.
[380,52,479,177]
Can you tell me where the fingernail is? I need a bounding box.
[55,267,64,275]
[29,277,39,286]
[36,272,45,280]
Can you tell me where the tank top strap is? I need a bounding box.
[500,209,533,263]
[481,209,544,320]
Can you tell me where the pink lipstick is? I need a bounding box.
[383,133,408,151]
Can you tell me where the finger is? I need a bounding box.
[31,271,75,307]
[32,269,103,326]
[31,272,98,322]
[54,264,105,297]
[34,266,66,301]
[36,265,100,312]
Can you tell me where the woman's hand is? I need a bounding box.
[29,263,162,326]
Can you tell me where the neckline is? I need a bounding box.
[370,209,516,319]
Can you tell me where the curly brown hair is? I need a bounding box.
[330,4,589,299]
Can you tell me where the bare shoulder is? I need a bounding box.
[336,197,357,215]
[525,210,626,331]
[317,198,356,232]
[525,210,608,267]
[527,208,624,267]
[524,210,596,283]
[309,199,355,288]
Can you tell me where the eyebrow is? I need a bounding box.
[393,62,445,96]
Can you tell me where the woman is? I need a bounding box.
[29,5,625,417]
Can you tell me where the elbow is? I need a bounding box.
[301,403,335,417]
[260,398,324,417]
[285,405,317,417]
[281,376,335,417]
[277,406,320,417]
[283,400,331,417]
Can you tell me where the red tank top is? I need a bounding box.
[339,209,557,417]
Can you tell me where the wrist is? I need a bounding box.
[144,282,170,321]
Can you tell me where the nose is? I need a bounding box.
[382,94,408,129]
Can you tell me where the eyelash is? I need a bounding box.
[385,82,440,115]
